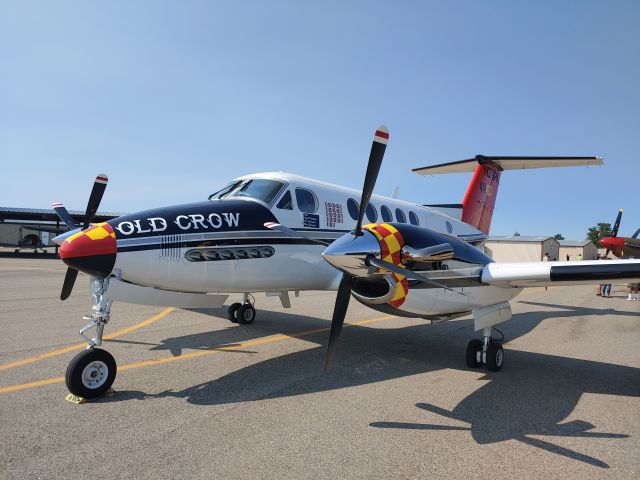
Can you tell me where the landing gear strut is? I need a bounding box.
[465,327,504,372]
[227,293,256,325]
[65,277,117,399]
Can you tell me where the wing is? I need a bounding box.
[480,259,640,287]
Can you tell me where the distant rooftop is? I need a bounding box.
[558,239,592,247]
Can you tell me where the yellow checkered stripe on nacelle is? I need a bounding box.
[363,223,408,307]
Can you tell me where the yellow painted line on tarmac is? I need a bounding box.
[0,314,395,394]
[0,307,175,371]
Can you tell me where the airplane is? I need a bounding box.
[0,226,66,254]
[599,209,640,259]
[1,233,50,254]
[49,126,640,400]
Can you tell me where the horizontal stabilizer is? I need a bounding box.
[481,259,640,287]
[412,155,602,175]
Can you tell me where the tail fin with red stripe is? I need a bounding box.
[413,155,602,235]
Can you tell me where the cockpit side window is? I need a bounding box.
[208,180,242,200]
[229,179,285,205]
[276,190,293,210]
[295,188,318,213]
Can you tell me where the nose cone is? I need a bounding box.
[600,236,624,253]
[60,222,117,277]
[322,230,381,277]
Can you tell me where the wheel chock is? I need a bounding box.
[65,387,116,404]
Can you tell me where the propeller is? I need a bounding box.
[353,127,388,235]
[52,174,109,300]
[84,174,109,229]
[51,203,77,230]
[323,274,352,371]
[604,209,623,256]
[60,268,79,301]
[322,126,389,370]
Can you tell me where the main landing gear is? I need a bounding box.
[227,293,256,325]
[466,327,504,372]
[65,277,117,399]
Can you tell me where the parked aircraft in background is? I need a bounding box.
[0,226,65,253]
[599,209,640,259]
[50,126,640,400]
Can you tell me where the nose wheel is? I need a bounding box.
[65,348,117,399]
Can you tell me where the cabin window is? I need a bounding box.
[366,204,377,223]
[395,208,406,223]
[380,205,392,222]
[208,180,242,200]
[347,198,359,220]
[295,188,318,213]
[230,179,285,205]
[409,211,419,226]
[276,190,293,210]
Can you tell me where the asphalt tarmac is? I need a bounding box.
[1,257,639,479]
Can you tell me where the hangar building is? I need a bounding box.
[484,236,560,262]
[558,240,598,261]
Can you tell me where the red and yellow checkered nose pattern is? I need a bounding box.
[59,223,117,277]
[60,223,117,258]
[363,223,409,307]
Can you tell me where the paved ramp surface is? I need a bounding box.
[1,257,639,479]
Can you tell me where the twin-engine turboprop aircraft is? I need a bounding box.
[51,126,640,399]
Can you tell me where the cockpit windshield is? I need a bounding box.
[227,179,285,205]
[208,180,242,200]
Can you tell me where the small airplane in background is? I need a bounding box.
[599,209,640,259]
[0,227,64,254]
[49,126,640,400]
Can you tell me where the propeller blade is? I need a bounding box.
[51,203,77,230]
[611,209,623,238]
[353,126,389,235]
[264,222,329,246]
[324,273,352,372]
[60,267,78,300]
[367,257,468,296]
[83,174,109,229]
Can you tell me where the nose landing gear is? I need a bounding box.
[65,277,117,399]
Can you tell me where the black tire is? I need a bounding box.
[466,339,482,368]
[227,303,242,323]
[236,304,256,325]
[65,348,117,399]
[486,342,504,372]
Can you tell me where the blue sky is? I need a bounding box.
[1,1,638,240]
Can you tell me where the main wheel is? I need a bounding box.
[236,304,256,325]
[465,339,482,368]
[65,348,117,399]
[486,342,504,372]
[227,303,242,323]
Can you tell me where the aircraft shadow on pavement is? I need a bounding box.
[105,301,640,469]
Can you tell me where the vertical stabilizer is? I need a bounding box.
[461,162,501,234]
